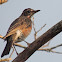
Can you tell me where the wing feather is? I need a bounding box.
[3,17,24,40]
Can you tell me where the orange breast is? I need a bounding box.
[22,26,32,37]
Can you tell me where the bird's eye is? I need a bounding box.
[27,11,30,13]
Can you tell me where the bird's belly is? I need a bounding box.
[16,36,25,42]
[15,26,32,43]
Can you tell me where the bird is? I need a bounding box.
[1,8,40,57]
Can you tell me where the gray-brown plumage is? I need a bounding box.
[1,8,40,57]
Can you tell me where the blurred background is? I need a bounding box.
[0,0,62,62]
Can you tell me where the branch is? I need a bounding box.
[12,20,62,62]
[14,43,62,54]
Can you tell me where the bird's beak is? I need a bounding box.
[34,10,40,13]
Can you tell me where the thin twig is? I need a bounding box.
[41,41,50,48]
[24,41,30,46]
[32,17,46,40]
[49,50,62,54]
[51,44,62,49]
[32,17,49,48]
[0,58,12,62]
[32,17,37,40]
[0,0,7,4]
[0,35,3,39]
[14,43,27,48]
[14,43,62,54]
[36,24,46,34]
[38,48,62,54]
[38,44,62,54]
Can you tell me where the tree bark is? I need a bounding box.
[12,20,62,62]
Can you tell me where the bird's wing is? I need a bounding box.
[3,17,26,40]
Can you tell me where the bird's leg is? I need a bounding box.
[8,46,16,62]
[13,45,19,55]
[9,45,14,59]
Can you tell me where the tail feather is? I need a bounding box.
[1,38,13,57]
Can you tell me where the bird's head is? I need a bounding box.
[21,8,40,18]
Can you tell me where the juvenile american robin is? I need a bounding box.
[1,8,40,57]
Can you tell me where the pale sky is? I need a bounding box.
[0,0,62,62]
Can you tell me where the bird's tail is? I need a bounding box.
[1,38,13,57]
